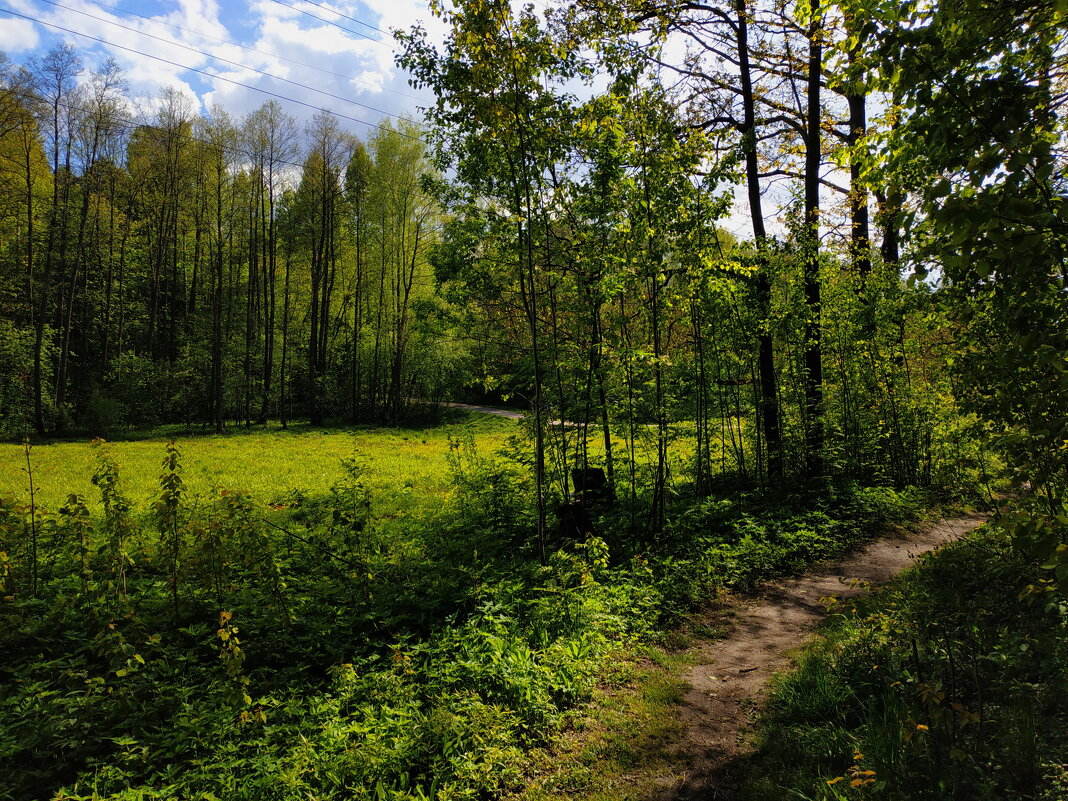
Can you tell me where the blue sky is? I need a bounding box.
[0,0,442,134]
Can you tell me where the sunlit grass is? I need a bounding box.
[0,410,733,521]
[0,413,519,515]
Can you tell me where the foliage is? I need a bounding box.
[845,0,1068,586]
[0,0,1062,795]
[0,433,931,800]
[742,523,1068,801]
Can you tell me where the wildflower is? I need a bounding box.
[916,723,929,731]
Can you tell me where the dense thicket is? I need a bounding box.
[0,51,452,436]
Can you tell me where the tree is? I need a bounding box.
[243,100,298,424]
[297,110,353,426]
[195,105,238,433]
[400,0,588,559]
[869,0,1067,510]
[344,140,372,422]
[0,58,52,436]
[29,43,81,431]
[365,120,437,423]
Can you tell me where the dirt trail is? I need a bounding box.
[442,401,525,420]
[441,402,580,427]
[652,513,988,801]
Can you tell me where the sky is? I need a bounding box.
[0,0,442,137]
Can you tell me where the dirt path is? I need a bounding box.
[442,401,525,420]
[441,402,580,427]
[652,512,988,801]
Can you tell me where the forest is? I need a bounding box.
[0,0,1065,799]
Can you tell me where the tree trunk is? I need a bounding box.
[803,0,825,478]
[736,0,782,483]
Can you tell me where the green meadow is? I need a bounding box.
[0,412,517,515]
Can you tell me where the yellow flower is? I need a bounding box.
[916,724,929,731]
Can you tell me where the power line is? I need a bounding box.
[268,0,390,45]
[79,0,429,103]
[0,7,423,141]
[31,0,407,122]
[4,81,311,171]
[292,0,390,36]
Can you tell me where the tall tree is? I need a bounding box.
[0,60,51,435]
[196,106,238,433]
[802,0,825,477]
[29,43,81,430]
[299,110,352,427]
[367,120,437,424]
[344,140,371,422]
[400,0,588,559]
[242,100,298,425]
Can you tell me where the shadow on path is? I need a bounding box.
[646,513,988,801]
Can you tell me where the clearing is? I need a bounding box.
[0,412,515,513]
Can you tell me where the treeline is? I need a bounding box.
[0,47,452,437]
[3,0,1063,525]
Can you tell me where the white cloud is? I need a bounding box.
[351,69,384,93]
[0,17,40,53]
[12,0,438,133]
[164,0,228,40]
[192,0,435,135]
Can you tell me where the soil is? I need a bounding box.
[650,512,988,800]
[441,402,579,427]
[442,401,525,420]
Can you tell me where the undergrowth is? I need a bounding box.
[741,520,1068,801]
[0,434,934,801]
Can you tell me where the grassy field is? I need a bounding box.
[0,412,713,520]
[0,412,518,515]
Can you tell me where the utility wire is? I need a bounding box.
[79,0,429,103]
[269,0,389,45]
[292,0,390,36]
[0,7,423,140]
[31,0,406,122]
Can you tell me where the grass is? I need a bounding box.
[0,409,946,801]
[0,410,698,515]
[502,607,743,801]
[737,520,1068,800]
[507,647,691,801]
[0,412,518,516]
